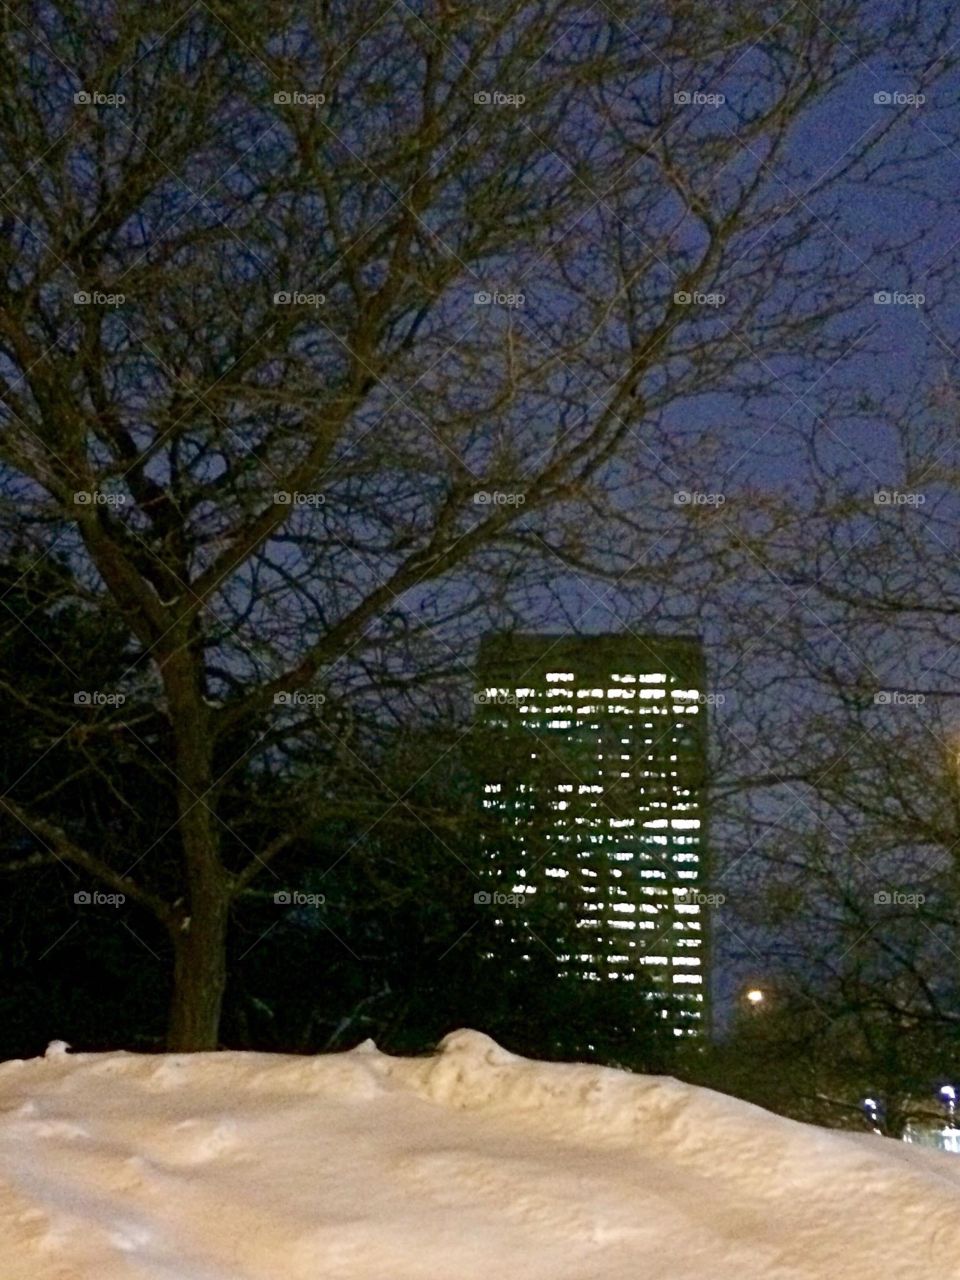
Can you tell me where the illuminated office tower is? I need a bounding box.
[475,632,710,1039]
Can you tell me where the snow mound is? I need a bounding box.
[1,1029,958,1279]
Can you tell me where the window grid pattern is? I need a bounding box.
[478,638,709,1040]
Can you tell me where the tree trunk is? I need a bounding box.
[163,644,230,1051]
[167,879,230,1051]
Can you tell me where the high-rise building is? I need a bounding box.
[475,632,710,1039]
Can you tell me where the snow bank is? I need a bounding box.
[1,1030,958,1278]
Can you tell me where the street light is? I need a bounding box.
[940,1084,956,1124]
[863,1096,881,1133]
[745,987,765,1006]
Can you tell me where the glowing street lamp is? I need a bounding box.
[745,987,765,1007]
[940,1084,957,1123]
[863,1096,881,1133]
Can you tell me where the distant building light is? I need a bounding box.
[476,634,708,1039]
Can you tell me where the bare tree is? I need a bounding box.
[709,342,960,1103]
[0,1,949,1047]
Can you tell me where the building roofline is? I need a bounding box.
[477,630,704,646]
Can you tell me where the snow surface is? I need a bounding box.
[2,1030,959,1279]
